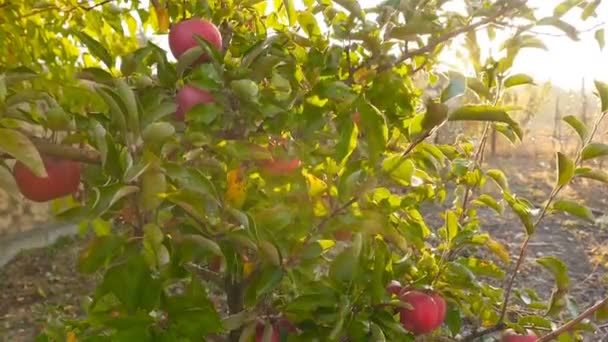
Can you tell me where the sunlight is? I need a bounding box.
[144,0,607,90]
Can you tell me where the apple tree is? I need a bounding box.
[1,0,608,341]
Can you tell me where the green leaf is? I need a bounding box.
[449,105,522,140]
[466,77,491,100]
[176,46,205,76]
[596,303,608,321]
[382,155,414,185]
[140,101,177,128]
[562,115,589,142]
[94,185,140,217]
[456,257,505,279]
[329,235,362,283]
[556,152,575,186]
[284,0,297,26]
[0,128,46,177]
[582,0,601,20]
[554,0,583,17]
[486,238,510,264]
[575,168,608,183]
[486,169,510,192]
[142,122,175,145]
[0,165,19,198]
[595,29,605,50]
[595,80,608,112]
[73,31,114,69]
[333,0,364,18]
[78,235,125,274]
[445,210,459,243]
[357,98,388,165]
[445,306,462,336]
[99,254,161,311]
[581,143,608,161]
[441,71,466,103]
[76,67,114,85]
[472,194,504,215]
[96,87,128,139]
[114,78,140,136]
[335,120,358,166]
[504,192,535,235]
[165,279,223,336]
[518,315,553,329]
[504,73,534,88]
[297,11,321,38]
[551,200,595,223]
[538,17,579,40]
[422,100,448,131]
[537,256,570,290]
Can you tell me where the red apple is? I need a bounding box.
[432,293,446,328]
[175,84,214,121]
[399,290,445,335]
[501,329,538,342]
[13,156,81,202]
[261,158,301,176]
[168,18,222,62]
[255,323,280,342]
[386,280,403,297]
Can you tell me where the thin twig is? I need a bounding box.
[375,0,525,73]
[538,297,608,342]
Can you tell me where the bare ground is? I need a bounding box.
[0,157,607,341]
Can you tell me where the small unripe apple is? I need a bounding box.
[386,280,403,296]
[168,18,222,62]
[13,156,81,202]
[175,84,214,121]
[501,329,538,342]
[399,290,446,335]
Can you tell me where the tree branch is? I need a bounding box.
[538,297,608,342]
[376,0,526,73]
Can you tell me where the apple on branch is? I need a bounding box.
[13,156,82,202]
[168,18,222,62]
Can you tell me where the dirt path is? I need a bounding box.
[0,158,607,341]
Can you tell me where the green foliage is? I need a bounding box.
[1,0,607,341]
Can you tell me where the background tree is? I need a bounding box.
[1,0,607,341]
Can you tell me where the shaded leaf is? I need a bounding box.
[581,143,608,161]
[537,256,570,290]
[595,80,608,112]
[73,31,114,69]
[556,152,575,186]
[551,200,595,223]
[563,115,589,142]
[0,129,46,177]
[449,105,522,139]
[504,73,534,88]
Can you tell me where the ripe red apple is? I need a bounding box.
[386,280,403,296]
[399,290,446,335]
[501,329,538,342]
[175,84,214,121]
[13,156,81,202]
[432,293,446,327]
[168,18,222,62]
[261,158,301,176]
[255,323,280,342]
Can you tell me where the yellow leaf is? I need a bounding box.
[67,331,77,342]
[243,261,256,278]
[225,168,247,209]
[155,7,170,33]
[302,170,327,198]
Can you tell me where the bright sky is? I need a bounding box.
[147,0,608,90]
